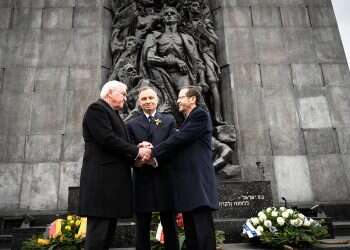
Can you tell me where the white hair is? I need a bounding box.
[100,80,127,99]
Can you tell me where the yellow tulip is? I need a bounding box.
[67,215,73,221]
[75,220,81,226]
[37,238,50,246]
[69,220,75,225]
[65,225,71,231]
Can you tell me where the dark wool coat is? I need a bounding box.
[127,112,177,212]
[79,99,138,218]
[153,107,219,212]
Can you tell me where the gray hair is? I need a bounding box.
[100,80,127,99]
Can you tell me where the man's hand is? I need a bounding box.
[138,147,152,161]
[138,141,153,149]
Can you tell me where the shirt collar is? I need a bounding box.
[143,110,157,119]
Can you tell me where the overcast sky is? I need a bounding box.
[332,0,350,67]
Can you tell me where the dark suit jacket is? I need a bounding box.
[79,99,138,218]
[127,112,176,212]
[152,107,219,212]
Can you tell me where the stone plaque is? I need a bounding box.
[214,181,273,219]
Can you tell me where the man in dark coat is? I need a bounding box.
[79,80,151,250]
[142,86,219,250]
[127,86,179,250]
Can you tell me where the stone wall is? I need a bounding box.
[213,0,350,204]
[0,0,112,212]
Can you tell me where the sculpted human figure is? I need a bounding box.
[142,6,207,115]
[184,0,224,124]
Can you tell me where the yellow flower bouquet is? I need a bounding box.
[22,215,87,250]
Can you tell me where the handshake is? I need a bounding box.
[136,141,155,167]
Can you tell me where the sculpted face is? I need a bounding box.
[190,1,201,14]
[125,37,137,52]
[138,88,158,114]
[162,7,179,24]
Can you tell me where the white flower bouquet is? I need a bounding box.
[242,207,328,249]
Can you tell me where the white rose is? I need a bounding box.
[303,220,311,227]
[258,211,265,217]
[279,207,286,212]
[290,219,296,226]
[256,226,264,233]
[251,217,260,226]
[271,211,278,217]
[264,220,272,228]
[282,211,289,218]
[298,213,305,220]
[266,207,272,213]
[259,213,267,222]
[277,217,285,226]
[295,218,303,227]
[287,209,294,215]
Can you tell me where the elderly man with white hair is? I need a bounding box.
[79,80,151,250]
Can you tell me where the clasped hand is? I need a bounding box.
[135,141,154,167]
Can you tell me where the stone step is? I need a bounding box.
[333,221,350,236]
[0,235,12,249]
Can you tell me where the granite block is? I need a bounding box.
[20,163,60,210]
[42,8,73,29]
[222,7,251,28]
[232,64,261,88]
[236,86,266,130]
[327,86,350,127]
[313,28,347,63]
[68,66,100,90]
[337,128,350,154]
[0,68,3,93]
[252,6,281,27]
[0,8,11,28]
[260,64,292,87]
[0,30,8,67]
[44,0,75,7]
[283,28,317,63]
[226,28,256,63]
[292,64,323,89]
[62,133,84,161]
[0,135,25,162]
[30,90,66,134]
[0,0,12,7]
[33,67,69,92]
[308,154,350,201]
[341,155,350,186]
[3,67,35,94]
[15,0,44,7]
[73,7,99,28]
[270,128,306,155]
[102,27,112,68]
[238,129,272,155]
[12,8,42,29]
[274,155,314,202]
[309,6,337,27]
[322,64,350,86]
[263,87,299,128]
[239,155,274,184]
[25,134,62,162]
[215,28,228,66]
[280,6,310,27]
[303,128,339,155]
[102,7,113,29]
[58,162,82,210]
[7,30,41,66]
[76,0,100,7]
[220,66,235,124]
[298,96,332,129]
[65,89,99,133]
[39,29,72,66]
[0,163,23,209]
[69,28,100,66]
[254,28,287,64]
[0,93,31,135]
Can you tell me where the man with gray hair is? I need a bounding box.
[79,80,151,250]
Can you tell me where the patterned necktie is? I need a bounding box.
[148,115,155,123]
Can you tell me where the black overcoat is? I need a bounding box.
[79,99,139,218]
[127,112,176,212]
[153,107,219,212]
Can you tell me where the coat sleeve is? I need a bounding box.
[84,104,139,159]
[153,110,208,159]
